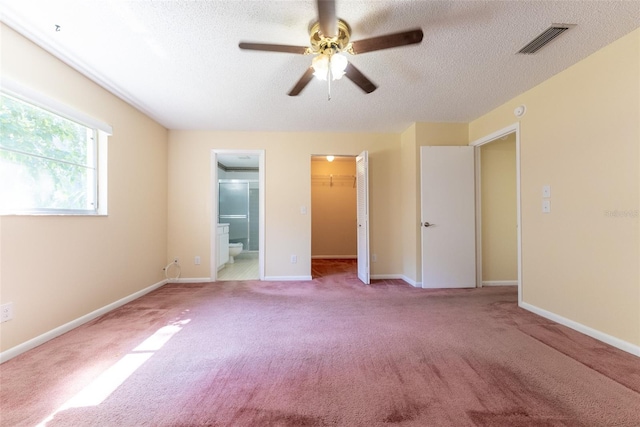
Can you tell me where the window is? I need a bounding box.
[0,85,110,215]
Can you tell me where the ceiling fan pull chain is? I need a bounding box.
[327,55,332,100]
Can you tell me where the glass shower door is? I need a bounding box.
[219,182,249,248]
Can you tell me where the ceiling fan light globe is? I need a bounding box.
[330,53,348,80]
[312,54,330,81]
[312,53,348,81]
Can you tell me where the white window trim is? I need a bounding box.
[1,77,110,215]
[1,77,112,135]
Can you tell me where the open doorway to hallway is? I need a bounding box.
[478,134,518,287]
[471,123,522,304]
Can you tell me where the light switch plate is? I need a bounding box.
[542,185,551,198]
[542,200,551,213]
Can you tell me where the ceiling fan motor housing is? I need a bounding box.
[309,19,353,55]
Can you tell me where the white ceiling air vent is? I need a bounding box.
[518,24,576,54]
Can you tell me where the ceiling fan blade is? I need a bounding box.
[350,29,424,54]
[344,63,377,94]
[317,0,337,37]
[239,42,307,54]
[288,67,315,96]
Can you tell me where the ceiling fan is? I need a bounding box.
[239,0,424,97]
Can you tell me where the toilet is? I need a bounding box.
[228,242,243,264]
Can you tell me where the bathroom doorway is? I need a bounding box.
[211,150,265,281]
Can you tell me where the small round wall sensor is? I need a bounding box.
[514,105,526,118]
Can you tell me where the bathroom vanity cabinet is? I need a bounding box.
[217,223,229,270]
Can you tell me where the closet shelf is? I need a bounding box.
[312,174,356,187]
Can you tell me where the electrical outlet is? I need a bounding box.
[290,255,297,264]
[195,256,201,265]
[1,302,14,323]
[372,254,377,263]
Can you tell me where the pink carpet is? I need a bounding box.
[1,259,639,426]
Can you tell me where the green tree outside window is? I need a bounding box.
[0,94,97,213]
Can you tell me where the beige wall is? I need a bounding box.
[167,131,401,279]
[0,25,169,352]
[470,29,640,346]
[400,124,419,283]
[311,157,357,258]
[480,136,518,282]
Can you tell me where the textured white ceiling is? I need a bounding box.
[1,1,639,133]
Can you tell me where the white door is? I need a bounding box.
[420,146,475,288]
[356,151,370,284]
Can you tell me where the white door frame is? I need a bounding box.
[470,123,522,304]
[210,149,265,281]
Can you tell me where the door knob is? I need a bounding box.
[423,222,433,227]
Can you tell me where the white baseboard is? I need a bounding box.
[520,301,640,357]
[264,276,312,281]
[401,276,421,287]
[169,277,212,284]
[483,280,518,286]
[370,274,421,287]
[371,274,401,280]
[311,255,357,259]
[0,279,168,364]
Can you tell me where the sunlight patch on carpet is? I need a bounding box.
[36,319,191,426]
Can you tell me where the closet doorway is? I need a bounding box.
[310,155,358,275]
[211,150,265,281]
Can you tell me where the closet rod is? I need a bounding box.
[311,174,355,179]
